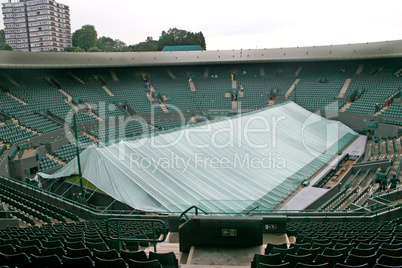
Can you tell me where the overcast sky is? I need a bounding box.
[1,0,401,50]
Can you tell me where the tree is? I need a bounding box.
[0,29,12,50]
[157,28,206,50]
[72,25,97,51]
[129,39,158,51]
[0,43,12,50]
[88,46,101,52]
[0,29,5,43]
[97,36,128,52]
[96,36,115,51]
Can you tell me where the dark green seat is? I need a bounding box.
[31,254,63,268]
[251,253,282,268]
[128,259,162,268]
[149,251,178,268]
[94,257,127,268]
[120,250,148,263]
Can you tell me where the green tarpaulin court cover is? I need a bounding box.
[38,102,357,214]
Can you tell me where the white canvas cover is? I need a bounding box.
[38,102,357,214]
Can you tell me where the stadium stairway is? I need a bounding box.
[295,66,303,76]
[5,92,27,105]
[259,66,265,77]
[337,78,352,98]
[356,63,365,74]
[340,101,353,112]
[284,79,300,99]
[58,88,73,103]
[68,72,86,85]
[102,85,115,96]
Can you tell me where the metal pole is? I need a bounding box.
[73,112,84,196]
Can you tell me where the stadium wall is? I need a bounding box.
[336,112,400,137]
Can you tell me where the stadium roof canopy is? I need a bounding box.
[1,40,402,69]
[37,102,357,214]
[162,45,203,51]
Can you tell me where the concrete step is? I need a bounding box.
[295,66,303,77]
[338,78,352,98]
[284,78,300,99]
[102,85,115,96]
[340,102,353,112]
[356,64,364,75]
[189,80,196,91]
[6,92,27,105]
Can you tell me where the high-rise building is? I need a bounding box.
[2,0,72,52]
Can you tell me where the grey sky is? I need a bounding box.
[1,0,401,50]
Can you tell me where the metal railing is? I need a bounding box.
[106,218,167,252]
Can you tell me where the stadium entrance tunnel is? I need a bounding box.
[178,216,287,252]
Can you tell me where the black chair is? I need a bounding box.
[311,242,332,252]
[333,264,368,268]
[283,253,314,268]
[16,244,41,255]
[42,239,64,248]
[121,250,148,263]
[62,255,95,268]
[251,253,282,268]
[30,254,63,268]
[376,247,402,257]
[21,238,43,248]
[315,254,345,268]
[86,237,104,243]
[42,246,66,257]
[66,247,93,258]
[349,247,376,256]
[295,263,330,268]
[1,238,21,247]
[87,241,109,251]
[0,244,16,254]
[333,243,355,252]
[128,259,162,268]
[291,243,311,253]
[296,247,321,259]
[356,242,379,250]
[376,254,402,266]
[322,247,347,257]
[65,241,86,249]
[345,253,376,267]
[93,248,120,260]
[0,252,31,268]
[271,247,296,261]
[266,243,288,254]
[373,264,402,268]
[149,251,179,268]
[380,243,402,250]
[258,262,291,268]
[94,257,127,268]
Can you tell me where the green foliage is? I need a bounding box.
[0,29,5,43]
[97,36,128,51]
[129,40,158,51]
[88,46,101,52]
[156,28,206,50]
[0,43,12,50]
[0,29,12,50]
[72,25,97,51]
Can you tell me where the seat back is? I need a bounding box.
[252,253,282,268]
[94,257,127,268]
[62,255,95,268]
[93,248,120,260]
[121,250,148,263]
[31,254,63,268]
[149,251,178,268]
[128,259,162,268]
